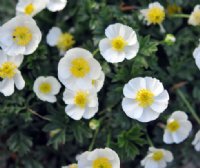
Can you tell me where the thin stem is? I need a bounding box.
[170,13,190,18]
[88,126,100,151]
[92,48,99,56]
[177,89,200,125]
[28,108,51,121]
[106,132,111,147]
[145,131,154,147]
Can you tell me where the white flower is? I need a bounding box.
[63,87,98,120]
[46,27,75,55]
[163,111,192,144]
[58,48,102,90]
[141,147,173,168]
[140,2,165,25]
[16,0,48,17]
[122,77,169,122]
[99,23,139,63]
[193,45,200,70]
[91,71,105,92]
[192,130,200,152]
[46,0,67,12]
[0,50,25,96]
[33,76,61,103]
[77,148,120,168]
[188,5,200,26]
[62,164,78,168]
[0,16,42,56]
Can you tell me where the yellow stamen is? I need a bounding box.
[57,33,75,51]
[25,3,35,15]
[111,36,127,51]
[74,91,89,108]
[93,157,112,168]
[70,57,90,78]
[147,7,165,24]
[92,79,96,86]
[0,62,17,79]
[167,120,180,132]
[136,89,154,107]
[39,82,52,94]
[12,26,32,46]
[152,151,164,161]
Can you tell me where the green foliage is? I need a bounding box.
[0,0,200,168]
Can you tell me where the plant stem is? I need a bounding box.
[177,89,200,125]
[145,131,154,147]
[28,108,51,121]
[88,126,100,151]
[170,13,190,18]
[106,132,111,147]
[92,48,99,56]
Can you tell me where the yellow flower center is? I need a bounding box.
[167,4,182,15]
[92,79,96,85]
[167,120,180,132]
[111,36,127,51]
[0,62,17,79]
[93,157,112,168]
[136,89,154,107]
[69,164,78,168]
[57,33,75,51]
[12,26,32,46]
[147,7,165,24]
[39,82,52,94]
[74,91,89,108]
[192,11,200,25]
[152,151,164,161]
[70,57,90,78]
[25,3,35,15]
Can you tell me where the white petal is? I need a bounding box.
[101,48,126,63]
[171,111,188,121]
[0,50,8,65]
[99,38,111,53]
[14,71,25,90]
[123,83,135,99]
[137,107,160,122]
[163,131,174,144]
[65,105,85,120]
[82,106,98,119]
[105,23,123,39]
[47,0,67,12]
[0,78,15,96]
[45,76,61,94]
[122,98,143,119]
[150,91,169,113]
[63,89,75,104]
[124,43,139,60]
[7,54,24,67]
[164,150,173,162]
[46,27,62,46]
[145,77,164,96]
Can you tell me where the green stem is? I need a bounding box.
[170,13,190,18]
[92,48,99,56]
[106,132,111,147]
[177,89,200,125]
[146,131,154,147]
[88,126,100,151]
[28,108,51,121]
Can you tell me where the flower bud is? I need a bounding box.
[89,119,100,130]
[164,34,176,45]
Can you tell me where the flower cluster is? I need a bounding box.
[1,1,200,168]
